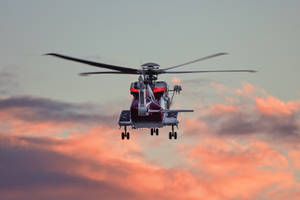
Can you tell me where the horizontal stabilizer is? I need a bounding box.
[149,109,194,113]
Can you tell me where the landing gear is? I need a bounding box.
[169,125,178,140]
[150,128,159,136]
[169,132,177,139]
[121,126,130,140]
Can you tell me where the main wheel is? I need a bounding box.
[155,128,159,136]
[150,128,154,136]
[169,132,172,140]
[121,132,125,140]
[174,132,177,140]
[127,132,130,140]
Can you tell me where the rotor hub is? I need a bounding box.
[141,62,160,70]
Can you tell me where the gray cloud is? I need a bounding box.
[198,108,300,142]
[0,66,20,96]
[0,96,116,125]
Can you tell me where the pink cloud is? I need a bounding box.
[289,150,300,169]
[235,82,255,96]
[183,117,208,135]
[210,103,239,114]
[256,95,300,116]
[187,138,298,199]
[1,89,300,200]
[2,126,300,200]
[210,81,227,94]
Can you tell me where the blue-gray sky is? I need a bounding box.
[1,0,300,104]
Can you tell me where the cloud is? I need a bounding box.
[256,95,300,116]
[0,134,138,200]
[210,81,228,94]
[235,82,255,96]
[1,83,300,199]
[210,103,239,114]
[0,67,20,96]
[1,131,300,200]
[187,138,299,199]
[0,96,115,124]
[0,96,118,137]
[181,82,300,143]
[0,130,203,200]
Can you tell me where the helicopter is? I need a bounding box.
[45,52,256,140]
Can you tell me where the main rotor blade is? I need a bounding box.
[79,71,138,76]
[162,52,228,71]
[162,69,257,74]
[45,53,141,74]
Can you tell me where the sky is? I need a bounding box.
[1,0,300,199]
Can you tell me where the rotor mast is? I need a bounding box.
[141,62,160,83]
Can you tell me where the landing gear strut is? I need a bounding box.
[121,126,130,140]
[150,128,159,136]
[169,125,177,140]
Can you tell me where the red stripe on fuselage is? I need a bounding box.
[130,87,166,93]
[130,88,139,93]
[153,87,166,93]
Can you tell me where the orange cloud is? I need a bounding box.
[1,92,300,200]
[235,82,255,96]
[188,138,298,199]
[289,150,300,169]
[210,81,227,94]
[210,103,239,114]
[2,123,300,200]
[256,95,300,116]
[0,108,77,137]
[0,96,114,137]
[183,117,208,135]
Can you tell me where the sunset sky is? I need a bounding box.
[1,0,300,199]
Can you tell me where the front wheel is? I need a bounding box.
[126,132,130,140]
